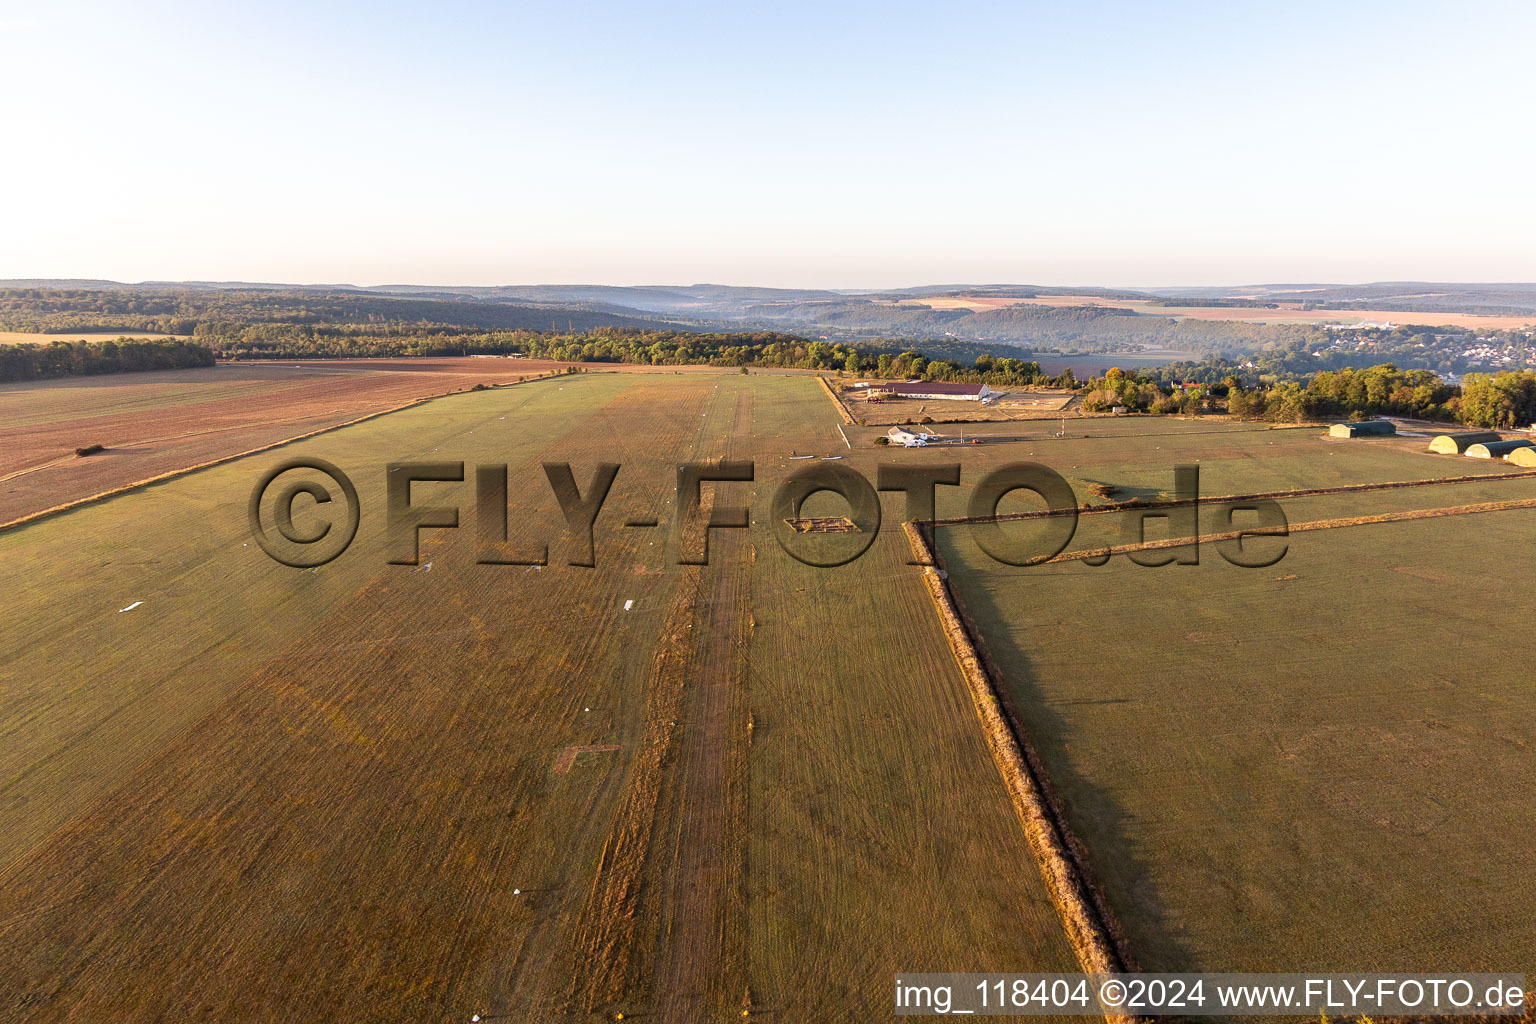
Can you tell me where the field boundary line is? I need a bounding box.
[0,374,566,536]
[903,522,1141,1024]
[1040,495,1536,564]
[816,374,858,424]
[927,469,1536,527]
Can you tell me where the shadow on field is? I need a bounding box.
[944,564,1195,972]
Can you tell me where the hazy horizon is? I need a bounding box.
[9,276,1536,293]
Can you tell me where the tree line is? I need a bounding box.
[0,338,216,382]
[209,324,1082,387]
[1085,361,1536,429]
[1459,371,1536,429]
[1225,365,1456,422]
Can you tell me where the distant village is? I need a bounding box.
[1316,324,1536,376]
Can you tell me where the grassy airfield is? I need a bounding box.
[0,372,1078,1022]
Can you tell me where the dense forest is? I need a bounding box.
[0,338,216,382]
[0,288,678,336]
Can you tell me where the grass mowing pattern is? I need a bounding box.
[0,372,1080,1022]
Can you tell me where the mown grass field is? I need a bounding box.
[931,420,1536,974]
[0,371,1080,1022]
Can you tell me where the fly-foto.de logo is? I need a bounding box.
[247,458,1289,570]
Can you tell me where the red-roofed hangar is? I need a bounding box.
[869,382,999,402]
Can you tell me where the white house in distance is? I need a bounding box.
[870,381,999,402]
[887,426,931,447]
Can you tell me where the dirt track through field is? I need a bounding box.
[563,386,755,1017]
[652,392,754,1020]
[565,561,703,1010]
[474,380,721,1018]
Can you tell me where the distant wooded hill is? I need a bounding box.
[2,281,1532,366]
[0,288,692,337]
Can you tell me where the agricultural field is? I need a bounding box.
[0,358,640,525]
[0,371,1081,1022]
[7,371,1533,1021]
[921,418,1536,975]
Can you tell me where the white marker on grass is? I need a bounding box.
[119,601,142,613]
[624,600,633,611]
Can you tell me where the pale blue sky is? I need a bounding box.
[2,0,1532,287]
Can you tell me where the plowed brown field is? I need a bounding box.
[0,359,713,525]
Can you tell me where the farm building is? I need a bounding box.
[1428,431,1503,454]
[870,381,998,402]
[1465,439,1536,459]
[1508,446,1536,467]
[1329,420,1397,438]
[887,425,940,447]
